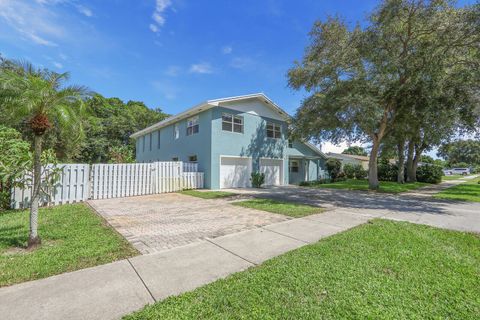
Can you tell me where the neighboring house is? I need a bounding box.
[131,93,327,189]
[326,152,370,170]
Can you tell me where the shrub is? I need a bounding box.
[377,158,398,182]
[343,164,356,179]
[354,165,368,180]
[326,158,342,182]
[344,163,367,179]
[250,172,265,188]
[336,172,347,182]
[416,164,443,184]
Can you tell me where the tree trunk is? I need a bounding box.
[368,138,381,190]
[28,134,42,248]
[411,147,424,182]
[406,140,415,182]
[397,140,406,184]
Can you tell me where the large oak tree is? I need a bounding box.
[288,0,480,189]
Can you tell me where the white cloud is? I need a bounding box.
[149,23,159,33]
[0,0,64,46]
[75,4,92,17]
[189,62,213,74]
[34,0,93,17]
[150,0,172,33]
[222,46,232,54]
[321,142,369,154]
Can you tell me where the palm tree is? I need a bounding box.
[0,61,89,248]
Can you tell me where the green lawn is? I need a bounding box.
[125,220,480,319]
[306,179,429,193]
[180,190,237,199]
[232,198,324,218]
[0,204,138,287]
[442,175,466,181]
[434,178,480,202]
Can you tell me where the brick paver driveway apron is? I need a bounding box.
[88,193,288,254]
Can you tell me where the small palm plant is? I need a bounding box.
[0,61,89,248]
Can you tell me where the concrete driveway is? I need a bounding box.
[88,193,288,254]
[226,183,480,233]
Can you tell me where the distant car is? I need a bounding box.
[443,169,453,176]
[451,168,470,175]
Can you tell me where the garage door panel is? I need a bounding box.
[220,157,252,188]
[260,159,283,186]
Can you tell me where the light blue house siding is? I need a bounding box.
[136,109,213,187]
[286,141,327,184]
[210,106,288,189]
[133,94,326,189]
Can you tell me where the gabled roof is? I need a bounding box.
[130,93,326,159]
[130,93,290,138]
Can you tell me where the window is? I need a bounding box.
[157,130,161,149]
[222,113,244,133]
[266,122,281,139]
[173,123,179,139]
[172,157,179,161]
[289,160,299,173]
[288,140,293,148]
[149,133,152,151]
[188,155,198,162]
[186,116,199,136]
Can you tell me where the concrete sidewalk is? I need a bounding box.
[0,210,368,320]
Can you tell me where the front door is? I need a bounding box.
[288,159,303,184]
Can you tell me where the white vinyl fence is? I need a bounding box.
[11,164,90,209]
[11,161,204,209]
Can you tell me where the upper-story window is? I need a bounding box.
[173,123,179,139]
[222,113,244,133]
[186,116,199,136]
[288,140,293,148]
[266,122,281,139]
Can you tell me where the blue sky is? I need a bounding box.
[0,0,474,154]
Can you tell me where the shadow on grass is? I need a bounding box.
[0,225,28,249]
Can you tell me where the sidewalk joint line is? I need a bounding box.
[261,227,310,244]
[205,239,258,266]
[127,258,157,303]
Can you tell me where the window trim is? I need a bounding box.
[186,116,199,136]
[157,130,161,149]
[289,160,299,173]
[222,112,244,134]
[266,122,282,139]
[173,123,180,140]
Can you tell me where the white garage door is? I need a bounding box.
[260,158,283,186]
[220,157,252,188]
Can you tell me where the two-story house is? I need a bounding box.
[131,93,327,189]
